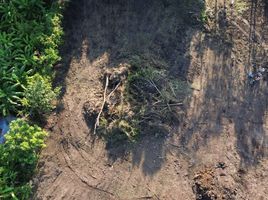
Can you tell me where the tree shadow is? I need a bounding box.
[54,0,268,178]
[263,0,268,19]
[178,0,268,168]
[179,35,235,151]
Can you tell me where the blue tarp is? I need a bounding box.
[0,116,16,144]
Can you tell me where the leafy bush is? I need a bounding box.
[22,74,60,116]
[0,0,63,116]
[0,119,48,199]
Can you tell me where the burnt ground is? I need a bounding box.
[33,0,268,199]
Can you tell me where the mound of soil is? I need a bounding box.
[193,165,236,200]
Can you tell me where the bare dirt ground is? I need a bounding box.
[33,0,268,199]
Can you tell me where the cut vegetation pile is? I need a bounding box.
[89,56,191,145]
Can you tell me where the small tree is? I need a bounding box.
[22,73,60,117]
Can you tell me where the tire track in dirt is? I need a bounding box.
[34,1,268,199]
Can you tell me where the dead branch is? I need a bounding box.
[147,79,163,97]
[169,82,176,97]
[153,103,183,107]
[136,196,153,199]
[152,100,162,105]
[146,185,160,200]
[148,78,171,111]
[107,81,122,100]
[93,75,109,135]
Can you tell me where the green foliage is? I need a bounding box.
[0,0,63,116]
[0,119,48,199]
[127,65,190,105]
[3,119,48,173]
[0,82,23,117]
[0,1,62,198]
[118,120,139,141]
[200,9,208,24]
[100,118,139,144]
[22,74,60,116]
[125,60,191,135]
[0,176,31,200]
[235,0,249,14]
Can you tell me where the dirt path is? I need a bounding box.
[34,1,268,199]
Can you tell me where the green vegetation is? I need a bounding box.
[0,0,64,199]
[127,63,191,110]
[235,0,249,14]
[200,8,208,24]
[0,0,63,116]
[0,119,48,199]
[22,74,60,117]
[99,117,139,144]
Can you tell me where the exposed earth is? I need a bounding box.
[33,0,268,199]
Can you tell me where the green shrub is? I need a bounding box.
[0,119,48,199]
[22,74,60,116]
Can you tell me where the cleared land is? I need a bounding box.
[34,0,268,199]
